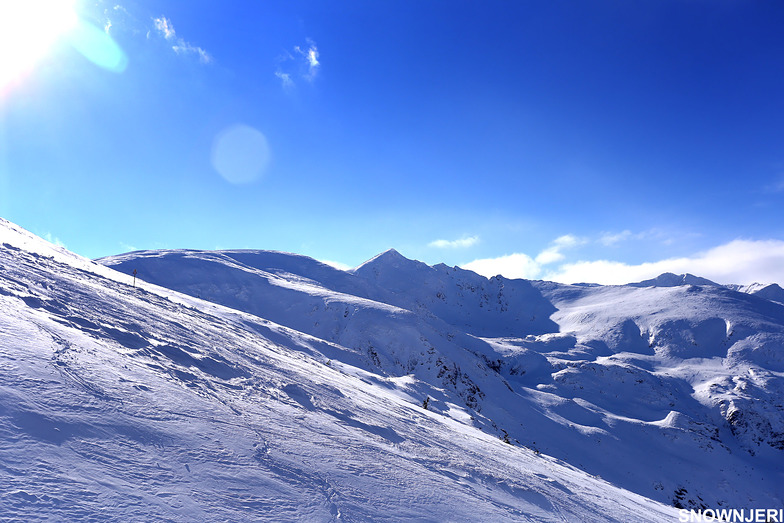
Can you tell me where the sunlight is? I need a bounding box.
[0,0,78,93]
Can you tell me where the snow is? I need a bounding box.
[629,273,719,288]
[729,282,784,305]
[3,218,784,520]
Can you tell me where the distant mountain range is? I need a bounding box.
[631,272,784,304]
[2,217,782,520]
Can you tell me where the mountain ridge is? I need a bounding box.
[99,243,784,511]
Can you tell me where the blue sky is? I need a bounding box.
[2,0,784,284]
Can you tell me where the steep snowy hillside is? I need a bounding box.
[530,280,784,506]
[0,218,680,521]
[100,243,784,514]
[352,249,558,337]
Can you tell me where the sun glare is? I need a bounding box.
[0,0,78,93]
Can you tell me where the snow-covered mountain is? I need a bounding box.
[727,282,784,305]
[631,272,784,305]
[2,218,783,520]
[628,272,720,288]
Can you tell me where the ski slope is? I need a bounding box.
[2,217,782,520]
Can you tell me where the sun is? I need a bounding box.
[0,0,78,93]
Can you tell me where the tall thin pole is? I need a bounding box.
[133,269,137,288]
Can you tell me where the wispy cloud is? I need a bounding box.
[275,71,294,90]
[173,42,212,63]
[103,5,129,35]
[153,16,176,40]
[534,234,585,264]
[152,16,212,64]
[429,236,479,249]
[119,242,138,253]
[769,174,784,193]
[599,230,633,246]
[598,228,680,247]
[275,39,320,89]
[554,234,582,248]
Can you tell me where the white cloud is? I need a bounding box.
[152,16,212,63]
[549,239,784,285]
[534,248,564,265]
[463,234,584,279]
[462,253,541,280]
[553,234,582,248]
[295,41,320,81]
[307,48,319,74]
[462,238,784,286]
[545,259,672,286]
[304,45,319,68]
[429,236,479,249]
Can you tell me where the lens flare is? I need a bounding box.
[211,125,272,184]
[68,20,127,73]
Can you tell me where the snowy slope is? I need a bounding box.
[728,282,784,305]
[0,218,681,521]
[99,242,784,514]
[530,280,784,507]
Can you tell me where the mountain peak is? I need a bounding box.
[629,272,718,288]
[352,248,420,273]
[378,247,404,258]
[738,282,784,304]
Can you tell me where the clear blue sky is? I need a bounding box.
[2,0,784,284]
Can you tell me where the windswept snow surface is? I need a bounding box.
[0,218,680,521]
